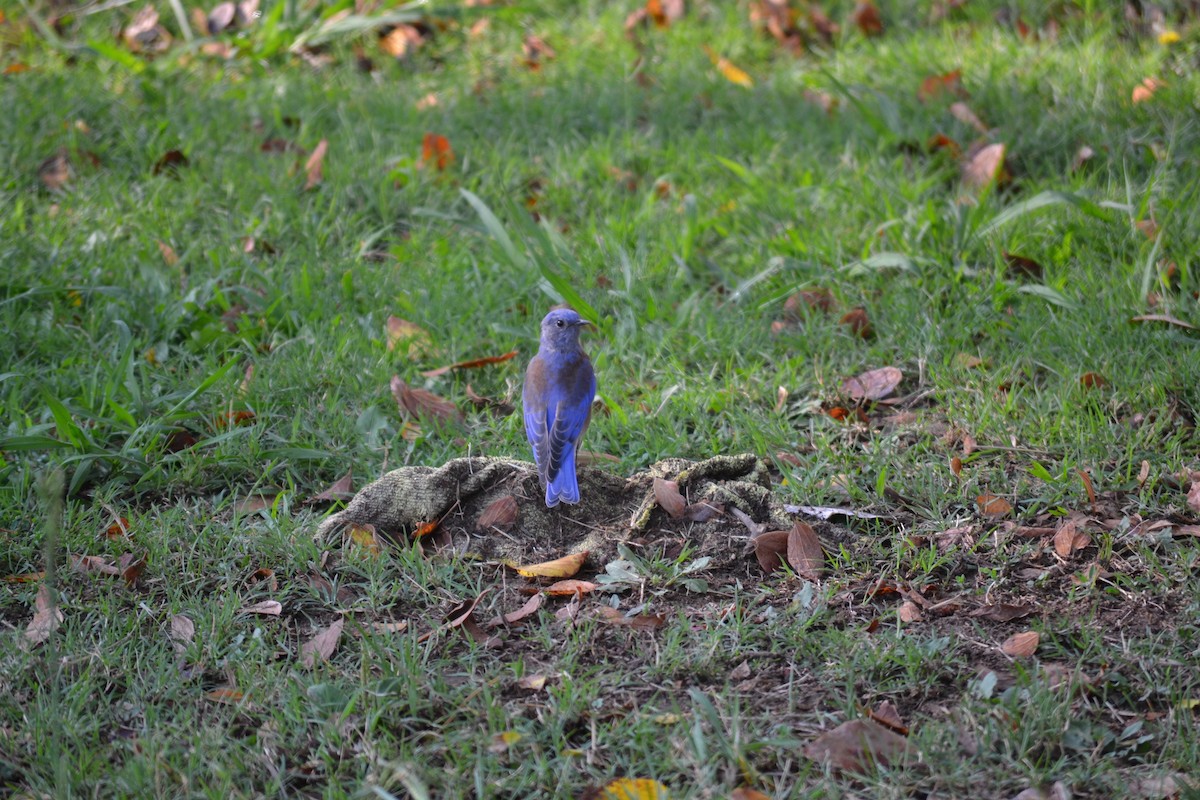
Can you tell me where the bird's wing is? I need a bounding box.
[523,357,553,485]
[544,356,595,481]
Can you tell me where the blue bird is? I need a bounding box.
[523,308,597,507]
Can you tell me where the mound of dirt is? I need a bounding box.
[316,453,805,568]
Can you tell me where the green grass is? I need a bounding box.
[4,0,1200,797]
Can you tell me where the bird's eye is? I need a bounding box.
[555,320,565,328]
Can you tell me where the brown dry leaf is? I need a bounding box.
[786,521,823,580]
[304,139,327,191]
[1003,252,1042,280]
[867,700,908,735]
[517,673,547,691]
[477,494,519,532]
[241,600,282,616]
[1079,372,1106,389]
[119,553,146,587]
[927,133,961,158]
[380,24,425,58]
[235,494,276,515]
[970,603,1035,622]
[962,142,1007,192]
[1132,77,1164,104]
[499,593,543,624]
[1130,314,1197,331]
[123,5,171,52]
[804,719,911,772]
[1078,469,1097,509]
[976,494,1013,517]
[420,349,518,378]
[169,614,194,649]
[684,500,724,522]
[842,366,902,401]
[917,69,963,102]
[511,551,588,579]
[1136,218,1158,240]
[1072,145,1096,172]
[1187,481,1200,515]
[309,471,353,503]
[156,240,179,267]
[702,45,752,88]
[3,572,46,583]
[1053,519,1090,558]
[72,554,120,577]
[521,33,556,70]
[898,600,923,623]
[783,288,834,319]
[954,353,984,369]
[420,133,454,171]
[1137,460,1151,488]
[850,1,884,36]
[385,315,433,357]
[950,101,988,134]
[348,522,382,555]
[653,478,687,519]
[205,687,244,705]
[390,376,463,424]
[730,788,772,800]
[4,63,32,75]
[363,620,408,634]
[103,516,131,540]
[753,530,789,573]
[152,149,189,176]
[596,606,666,631]
[544,579,598,597]
[1001,630,1039,658]
[597,778,670,799]
[648,0,685,26]
[23,584,63,647]
[38,149,71,191]
[840,307,872,338]
[300,617,344,668]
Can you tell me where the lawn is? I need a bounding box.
[3,0,1200,797]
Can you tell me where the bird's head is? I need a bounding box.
[539,308,593,349]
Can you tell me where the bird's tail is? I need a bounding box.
[545,446,580,507]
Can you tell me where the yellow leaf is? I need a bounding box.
[702,45,752,88]
[349,522,383,555]
[385,315,433,358]
[1158,30,1180,45]
[601,778,671,800]
[510,551,588,578]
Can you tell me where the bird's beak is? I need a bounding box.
[576,319,596,330]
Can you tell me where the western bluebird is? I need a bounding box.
[523,308,597,507]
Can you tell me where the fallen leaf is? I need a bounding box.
[730,788,771,800]
[917,70,963,102]
[927,133,961,158]
[867,700,907,735]
[786,521,823,580]
[170,614,195,649]
[850,1,884,36]
[684,500,724,522]
[1001,630,1039,658]
[363,620,408,634]
[72,554,120,577]
[206,2,235,33]
[420,349,518,378]
[522,34,556,69]
[499,593,544,624]
[23,584,63,647]
[654,478,687,519]
[304,139,327,190]
[753,530,789,573]
[390,376,463,424]
[241,600,282,616]
[1130,314,1197,331]
[300,617,344,668]
[235,494,276,515]
[152,149,189,176]
[1132,77,1164,104]
[157,240,178,267]
[517,674,547,691]
[976,494,1013,517]
[598,777,670,799]
[842,366,902,401]
[511,551,588,579]
[119,553,146,587]
[1137,460,1151,488]
[783,289,834,319]
[804,718,911,772]
[544,580,597,597]
[596,606,666,630]
[38,149,71,191]
[380,23,425,58]
[1053,519,1090,558]
[962,142,1007,192]
[1078,469,1097,509]
[420,133,454,171]
[103,516,131,540]
[385,316,433,358]
[840,307,872,338]
[1187,481,1200,515]
[3,572,46,583]
[1072,145,1096,172]
[1004,252,1042,280]
[949,101,988,134]
[970,603,1035,622]
[950,456,962,477]
[1136,218,1158,240]
[477,495,519,532]
[309,471,353,503]
[123,5,171,52]
[205,687,244,704]
[702,45,752,88]
[488,730,522,754]
[898,600,923,623]
[348,522,382,555]
[3,63,31,75]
